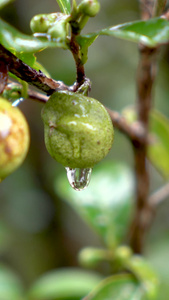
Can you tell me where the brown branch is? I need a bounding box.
[0,44,70,95]
[128,45,158,254]
[106,108,148,144]
[69,22,86,88]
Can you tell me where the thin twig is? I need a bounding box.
[106,108,148,144]
[149,182,169,206]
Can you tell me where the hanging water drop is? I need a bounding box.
[65,167,92,191]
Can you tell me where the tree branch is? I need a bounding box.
[0,44,70,95]
[128,45,158,254]
[69,22,86,89]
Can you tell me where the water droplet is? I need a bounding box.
[12,97,24,107]
[65,167,92,191]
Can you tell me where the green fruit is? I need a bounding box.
[79,0,100,17]
[48,22,67,39]
[30,14,52,33]
[30,13,69,34]
[0,97,30,181]
[41,91,114,168]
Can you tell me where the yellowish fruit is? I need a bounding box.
[0,97,30,181]
[41,91,114,168]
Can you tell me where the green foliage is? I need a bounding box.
[83,272,156,300]
[28,268,102,300]
[56,0,71,14]
[0,0,169,299]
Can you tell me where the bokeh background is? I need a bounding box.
[1,0,169,296]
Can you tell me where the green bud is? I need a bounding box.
[0,97,30,181]
[114,246,133,266]
[30,12,68,34]
[30,14,51,33]
[48,22,67,39]
[78,247,110,268]
[41,91,114,169]
[79,0,100,17]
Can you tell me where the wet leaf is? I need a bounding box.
[55,161,134,248]
[0,18,68,53]
[28,268,102,300]
[77,17,169,57]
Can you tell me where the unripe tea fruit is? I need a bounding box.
[79,0,100,17]
[41,91,114,168]
[0,97,30,180]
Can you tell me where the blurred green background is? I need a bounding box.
[1,0,169,297]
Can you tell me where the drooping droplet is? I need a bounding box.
[65,167,92,191]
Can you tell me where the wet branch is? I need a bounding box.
[0,44,69,95]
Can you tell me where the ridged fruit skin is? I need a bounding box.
[0,97,30,180]
[41,91,114,168]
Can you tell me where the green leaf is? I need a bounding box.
[28,268,102,300]
[122,107,169,179]
[83,274,150,300]
[0,0,14,9]
[77,17,169,52]
[55,161,134,248]
[0,264,24,300]
[56,0,71,14]
[127,256,159,299]
[0,18,68,53]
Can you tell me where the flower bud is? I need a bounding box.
[79,0,100,17]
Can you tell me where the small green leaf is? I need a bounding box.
[0,264,24,300]
[122,107,169,179]
[56,0,71,14]
[0,18,68,53]
[83,274,148,300]
[55,161,134,248]
[28,268,102,300]
[0,0,14,9]
[77,17,169,52]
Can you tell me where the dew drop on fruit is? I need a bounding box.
[65,167,92,191]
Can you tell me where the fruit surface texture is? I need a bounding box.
[0,97,30,180]
[42,91,114,168]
